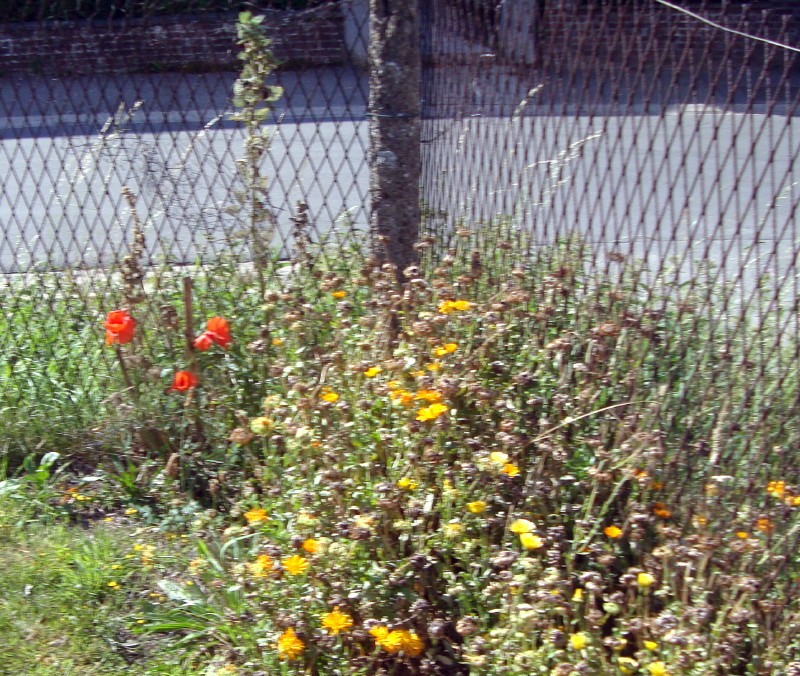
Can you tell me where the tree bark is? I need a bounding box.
[368,0,421,278]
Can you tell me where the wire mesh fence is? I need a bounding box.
[1,0,799,468]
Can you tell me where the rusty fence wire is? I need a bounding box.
[1,0,800,463]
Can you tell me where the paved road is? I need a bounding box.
[0,69,370,272]
[2,66,799,303]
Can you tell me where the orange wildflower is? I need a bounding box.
[193,332,214,351]
[755,518,774,533]
[170,370,198,391]
[653,503,671,519]
[767,481,786,498]
[104,310,135,345]
[195,316,232,349]
[277,627,305,660]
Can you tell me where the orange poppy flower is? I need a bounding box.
[170,370,198,391]
[204,317,231,348]
[104,310,135,345]
[193,332,215,351]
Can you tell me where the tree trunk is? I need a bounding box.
[368,0,421,279]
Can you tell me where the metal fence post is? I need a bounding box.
[368,0,421,278]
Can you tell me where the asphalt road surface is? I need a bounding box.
[2,66,799,302]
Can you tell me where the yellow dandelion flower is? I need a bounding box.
[502,463,520,477]
[489,451,509,464]
[301,538,319,554]
[572,588,584,601]
[369,625,390,642]
[372,627,404,653]
[363,366,382,377]
[321,607,354,635]
[433,343,458,356]
[416,403,449,421]
[243,507,268,524]
[438,300,472,314]
[124,508,138,515]
[466,501,487,514]
[509,518,535,534]
[604,525,623,539]
[647,661,670,676]
[282,555,309,575]
[331,290,347,299]
[618,657,639,674]
[271,337,283,346]
[519,532,544,550]
[425,361,442,371]
[277,627,305,660]
[414,389,443,403]
[735,531,750,539]
[107,580,120,589]
[644,641,659,651]
[397,629,424,657]
[637,572,656,588]
[397,477,419,491]
[387,380,401,389]
[569,633,588,650]
[320,389,339,403]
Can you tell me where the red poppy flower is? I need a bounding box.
[170,370,198,391]
[204,316,232,348]
[193,332,215,351]
[104,310,135,345]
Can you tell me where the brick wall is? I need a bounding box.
[0,3,344,76]
[540,1,800,68]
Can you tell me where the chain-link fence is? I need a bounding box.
[1,0,799,460]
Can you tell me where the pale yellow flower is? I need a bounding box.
[249,417,273,435]
[509,519,535,534]
[519,533,544,550]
